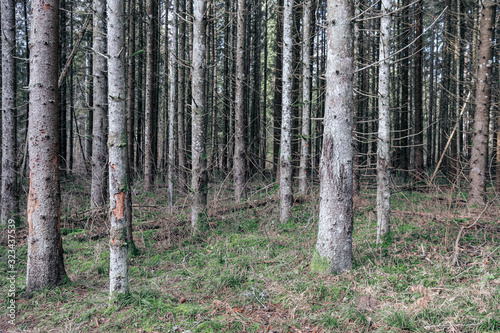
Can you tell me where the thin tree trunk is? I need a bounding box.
[127,0,135,176]
[261,0,268,172]
[280,0,293,223]
[177,0,187,193]
[91,0,108,209]
[27,0,67,292]
[376,0,392,244]
[168,0,178,209]
[144,0,155,191]
[234,0,247,202]
[313,0,354,275]
[413,0,424,176]
[469,0,496,205]
[273,0,283,178]
[1,0,18,225]
[191,0,208,232]
[298,0,312,194]
[59,0,67,175]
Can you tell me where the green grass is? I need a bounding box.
[1,176,499,332]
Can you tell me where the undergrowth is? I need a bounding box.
[1,175,499,332]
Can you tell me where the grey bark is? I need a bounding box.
[191,0,208,232]
[127,0,135,174]
[108,0,130,297]
[177,0,187,194]
[469,0,496,205]
[90,0,108,209]
[313,0,354,275]
[168,0,178,209]
[26,0,67,292]
[144,0,155,191]
[376,0,392,244]
[280,0,293,223]
[234,0,246,202]
[298,0,312,194]
[1,0,17,225]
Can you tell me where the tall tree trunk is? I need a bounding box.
[168,0,178,209]
[428,26,435,168]
[234,0,247,202]
[280,0,293,223]
[1,0,18,225]
[273,0,283,178]
[191,0,208,232]
[313,0,354,275]
[59,0,67,175]
[298,0,312,194]
[376,0,392,243]
[413,0,424,176]
[91,0,108,208]
[399,0,410,178]
[144,0,155,191]
[127,0,135,175]
[177,0,187,193]
[27,0,67,292]
[108,0,130,297]
[260,0,268,172]
[68,7,74,173]
[469,0,496,205]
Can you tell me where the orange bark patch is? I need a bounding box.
[42,0,51,10]
[112,192,126,219]
[27,174,38,235]
[110,164,117,171]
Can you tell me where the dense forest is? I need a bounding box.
[1,0,500,331]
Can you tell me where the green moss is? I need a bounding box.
[311,250,331,274]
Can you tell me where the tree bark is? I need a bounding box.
[469,0,496,205]
[191,0,208,232]
[298,0,312,194]
[108,0,130,297]
[91,0,108,209]
[413,0,424,176]
[273,0,283,178]
[27,0,67,292]
[177,0,187,193]
[376,0,392,244]
[168,0,178,209]
[313,0,354,275]
[234,0,247,202]
[144,0,155,191]
[127,0,135,175]
[1,0,18,225]
[280,0,293,223]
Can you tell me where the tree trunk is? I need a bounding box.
[413,0,424,176]
[59,0,67,175]
[376,0,392,244]
[27,0,67,292]
[108,0,130,297]
[469,0,496,205]
[91,0,108,208]
[168,0,178,209]
[234,0,247,202]
[298,0,312,194]
[127,0,135,175]
[144,0,155,191]
[273,0,283,178]
[280,0,293,223]
[191,0,208,232]
[313,0,354,275]
[177,0,187,193]
[1,0,18,225]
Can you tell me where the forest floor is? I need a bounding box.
[1,175,500,332]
